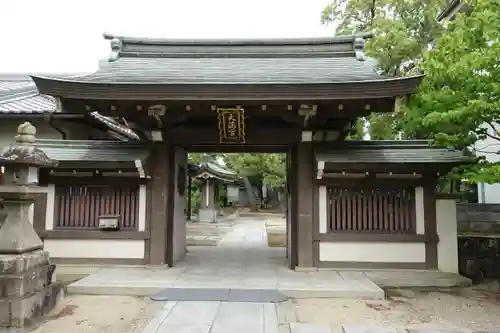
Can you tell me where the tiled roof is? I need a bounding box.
[34,139,150,164]
[0,74,55,113]
[29,34,424,101]
[0,74,140,140]
[33,34,387,85]
[316,140,472,164]
[191,160,240,181]
[62,56,384,85]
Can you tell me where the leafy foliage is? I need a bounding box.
[321,0,446,139]
[405,0,500,183]
[222,153,286,189]
[188,153,223,164]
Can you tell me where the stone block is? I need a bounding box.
[2,282,64,328]
[1,264,50,298]
[0,299,10,327]
[0,252,52,299]
[0,251,49,275]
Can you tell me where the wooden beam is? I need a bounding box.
[186,145,289,153]
[163,126,301,145]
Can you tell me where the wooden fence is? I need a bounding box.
[54,185,139,229]
[327,187,416,233]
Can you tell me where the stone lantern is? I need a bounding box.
[0,122,62,329]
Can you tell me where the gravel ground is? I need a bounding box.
[30,295,162,333]
[278,282,500,333]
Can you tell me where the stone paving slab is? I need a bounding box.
[150,288,288,303]
[67,266,385,299]
[141,301,279,333]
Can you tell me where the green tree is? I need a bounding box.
[321,0,446,139]
[187,153,223,164]
[223,153,286,210]
[405,0,500,183]
[223,153,286,189]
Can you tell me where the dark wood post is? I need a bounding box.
[296,143,314,268]
[187,176,192,220]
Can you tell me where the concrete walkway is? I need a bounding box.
[141,301,280,333]
[67,218,384,299]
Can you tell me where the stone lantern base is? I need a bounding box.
[0,250,64,328]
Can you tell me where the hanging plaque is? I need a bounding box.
[216,108,246,144]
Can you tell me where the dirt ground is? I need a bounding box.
[31,295,162,333]
[29,282,500,333]
[280,282,500,333]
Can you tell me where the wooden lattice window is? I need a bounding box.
[54,185,139,229]
[327,187,416,233]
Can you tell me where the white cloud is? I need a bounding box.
[0,0,334,72]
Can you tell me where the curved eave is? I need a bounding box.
[190,165,239,182]
[192,171,239,183]
[30,75,424,101]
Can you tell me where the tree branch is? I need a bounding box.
[484,121,500,142]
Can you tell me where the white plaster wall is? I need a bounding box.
[172,147,187,263]
[436,199,459,273]
[227,185,239,203]
[44,239,145,259]
[138,185,147,232]
[319,242,426,263]
[478,183,500,204]
[318,186,327,233]
[415,187,425,234]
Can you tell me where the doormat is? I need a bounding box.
[150,288,289,303]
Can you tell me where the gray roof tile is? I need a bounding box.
[0,74,140,140]
[0,92,55,113]
[33,139,150,163]
[37,33,393,85]
[0,75,54,113]
[316,141,471,164]
[72,56,383,84]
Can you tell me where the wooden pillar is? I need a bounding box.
[187,176,192,220]
[165,145,177,266]
[423,176,438,269]
[295,143,314,268]
[148,143,169,265]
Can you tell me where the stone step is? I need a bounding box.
[290,322,331,333]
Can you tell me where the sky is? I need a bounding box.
[0,0,335,73]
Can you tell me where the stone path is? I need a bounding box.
[186,219,235,246]
[68,218,384,299]
[141,301,279,333]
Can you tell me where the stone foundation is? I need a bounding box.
[0,250,63,328]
